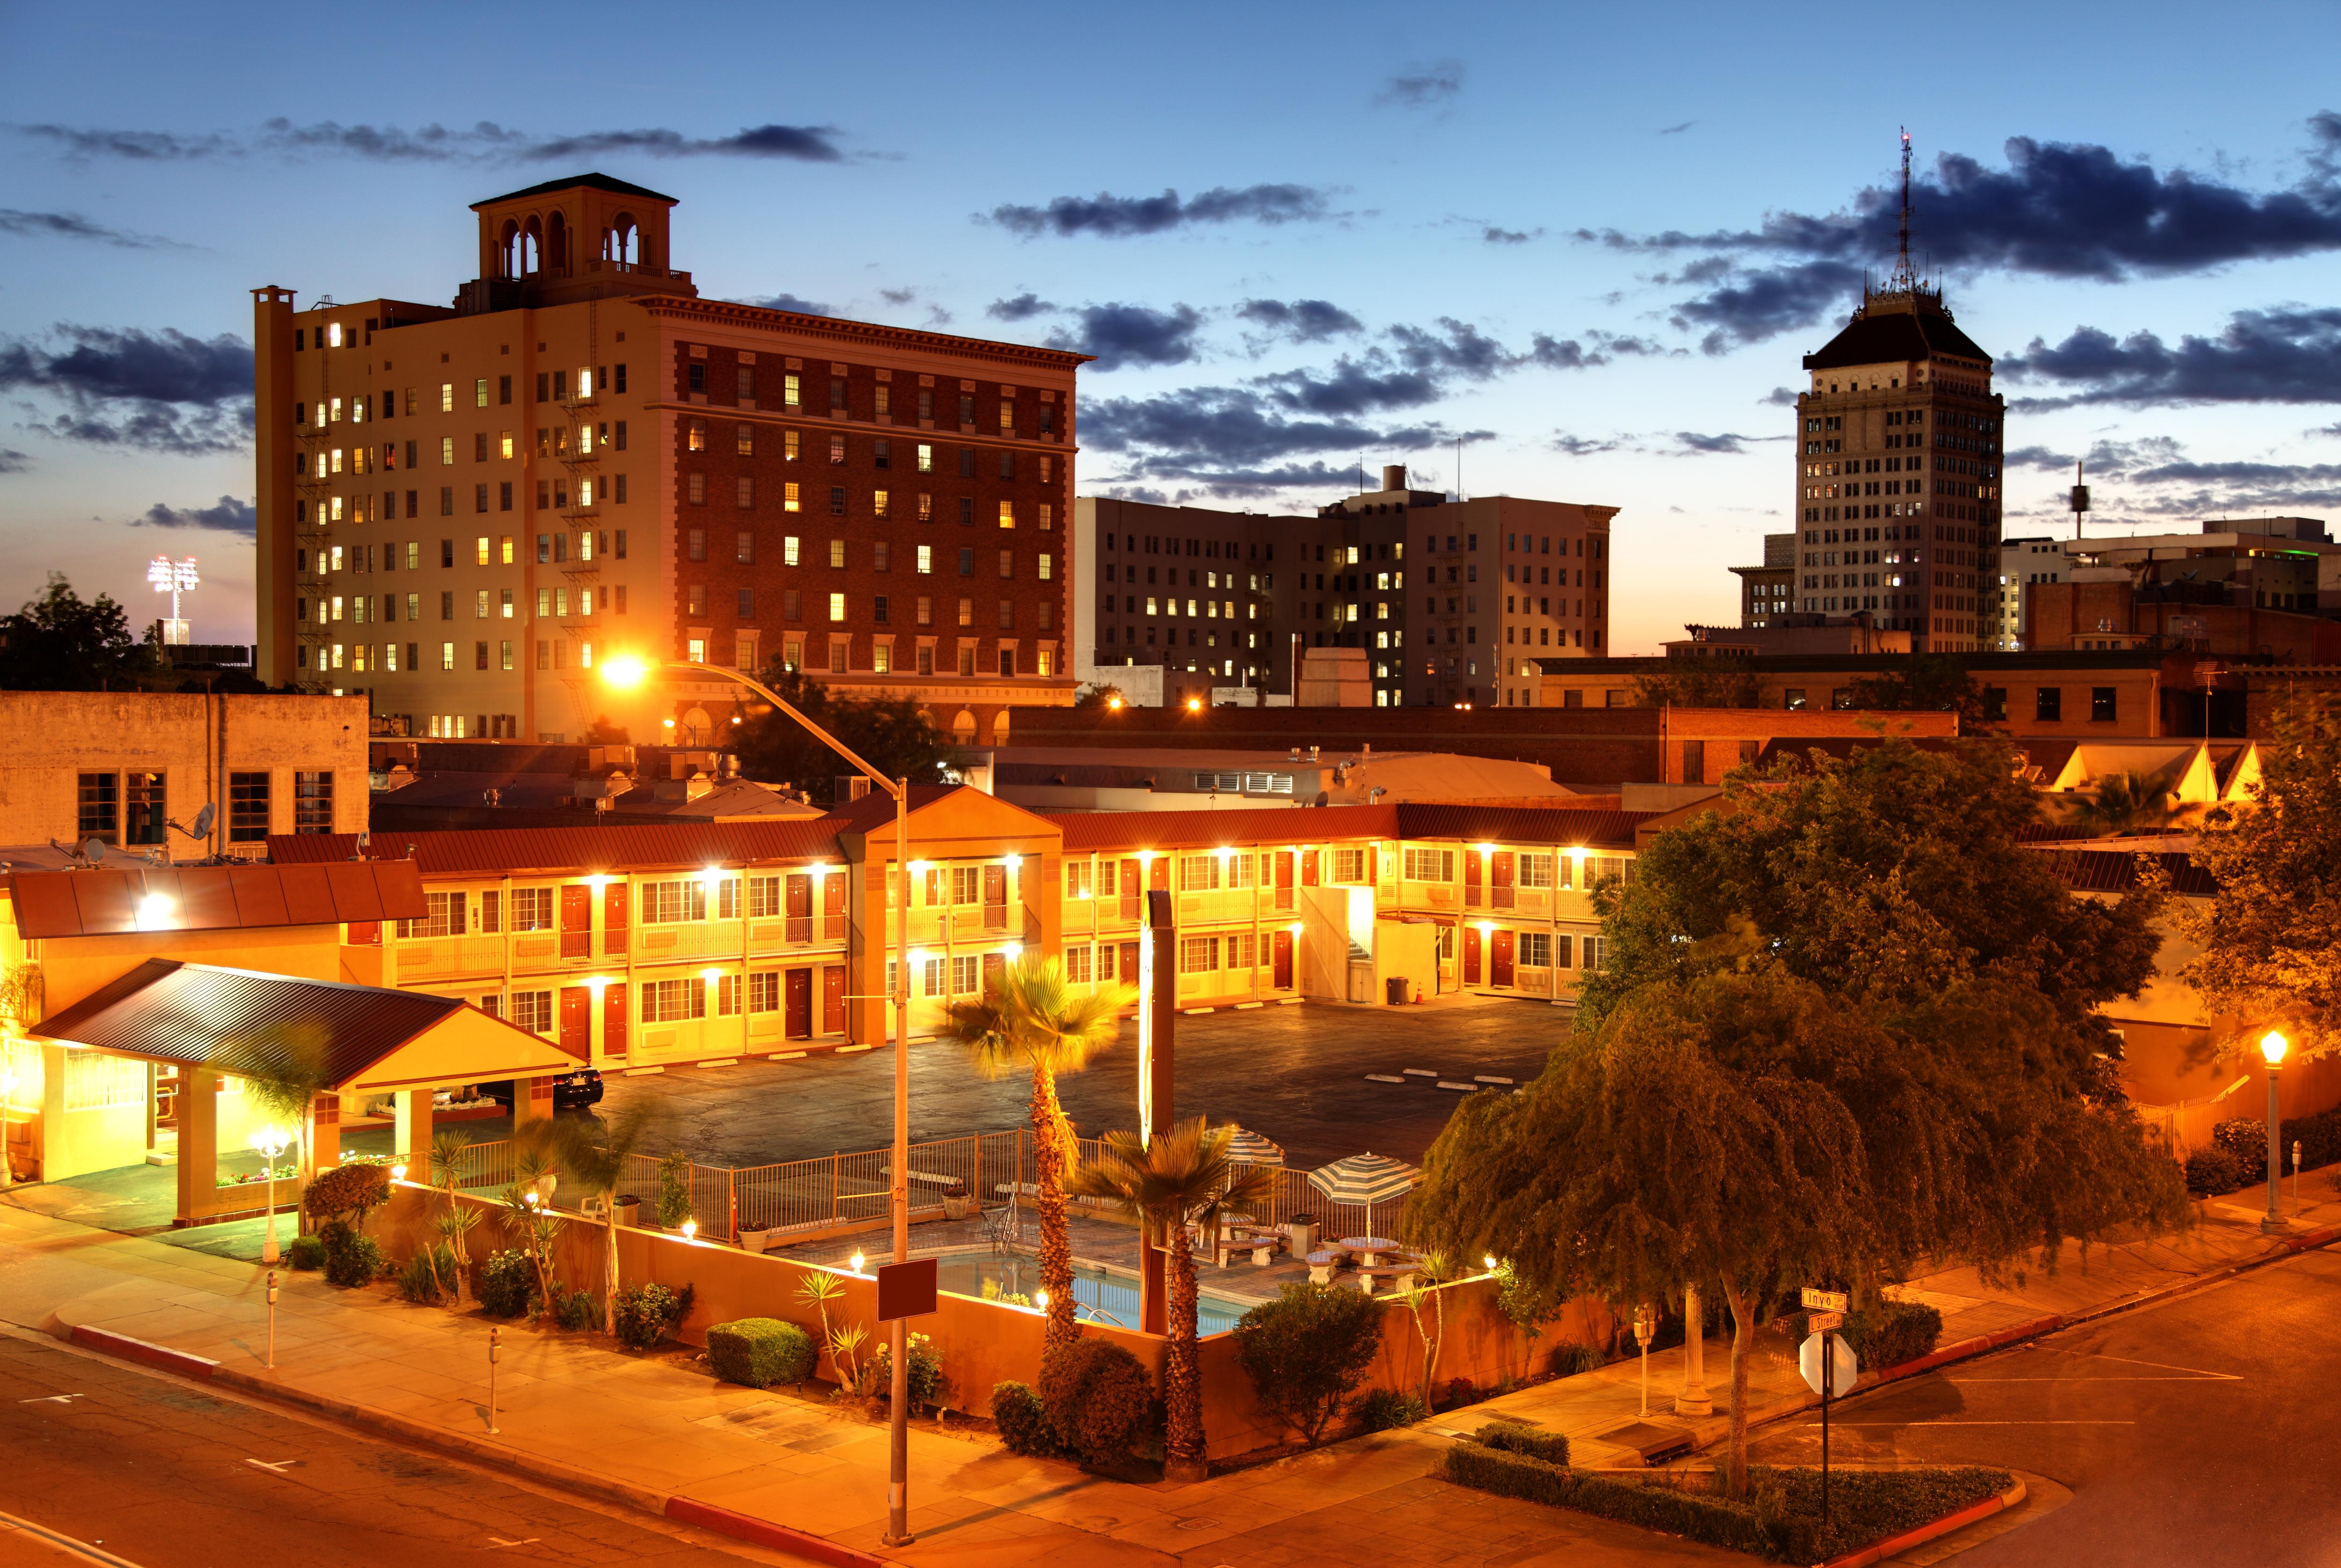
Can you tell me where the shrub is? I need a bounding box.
[1443,1376,1481,1409]
[613,1282,696,1350]
[1351,1387,1427,1432]
[555,1288,602,1332]
[1442,1442,1782,1557]
[2278,1106,2341,1172]
[1550,1340,1605,1378]
[991,1380,1062,1457]
[2214,1116,2269,1172]
[478,1249,537,1318]
[318,1220,385,1288]
[1473,1421,1570,1465]
[656,1150,694,1230]
[284,1234,326,1272]
[1230,1282,1385,1446]
[1840,1300,1943,1371]
[302,1161,391,1225]
[1037,1338,1158,1469]
[868,1330,945,1410]
[707,1317,820,1388]
[397,1244,456,1305]
[2185,1144,2249,1197]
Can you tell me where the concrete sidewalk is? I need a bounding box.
[1,1178,2334,1568]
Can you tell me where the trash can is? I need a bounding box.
[1287,1215,1318,1256]
[1385,976,1410,1006]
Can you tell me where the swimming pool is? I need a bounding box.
[933,1251,1252,1335]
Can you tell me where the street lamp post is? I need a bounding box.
[603,655,916,1546]
[2260,1031,2289,1236]
[0,1068,15,1191]
[252,1125,292,1264]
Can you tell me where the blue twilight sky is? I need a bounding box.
[7,0,2341,655]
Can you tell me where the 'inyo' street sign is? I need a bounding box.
[1801,1287,1848,1313]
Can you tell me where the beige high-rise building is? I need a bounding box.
[252,175,1084,745]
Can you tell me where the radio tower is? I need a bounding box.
[1891,126,1917,293]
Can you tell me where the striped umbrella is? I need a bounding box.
[1307,1152,1422,1206]
[1222,1127,1285,1166]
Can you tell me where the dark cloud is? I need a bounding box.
[1482,226,1537,244]
[135,495,255,534]
[2005,444,2077,471]
[986,293,1057,322]
[19,125,233,160]
[988,184,1333,239]
[22,118,844,165]
[1551,433,1620,456]
[1672,431,1769,455]
[0,448,26,473]
[1376,60,1465,109]
[0,210,172,248]
[742,293,832,317]
[877,287,917,307]
[1046,303,1203,371]
[1759,386,1801,406]
[0,325,253,456]
[1084,385,1439,470]
[2001,307,2341,409]
[1604,116,2341,346]
[1236,298,1363,343]
[1658,121,1696,136]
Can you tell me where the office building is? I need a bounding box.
[252,175,1085,748]
[1729,534,1797,627]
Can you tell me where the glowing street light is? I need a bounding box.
[251,1124,293,1264]
[2261,1031,2291,1235]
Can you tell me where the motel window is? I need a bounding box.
[748,972,780,1013]
[1331,847,1366,883]
[76,772,119,843]
[715,974,742,1016]
[509,888,555,932]
[1180,935,1220,973]
[1178,854,1221,892]
[398,892,467,940]
[1519,932,1553,968]
[640,979,707,1023]
[124,773,166,846]
[640,880,711,924]
[228,772,271,842]
[511,991,554,1034]
[1225,931,1257,969]
[1065,861,1094,899]
[951,954,979,995]
[1065,946,1093,984]
[1518,853,1554,890]
[1581,935,1609,972]
[748,875,783,919]
[293,771,334,834]
[1403,846,1453,883]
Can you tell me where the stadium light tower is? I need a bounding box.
[148,555,199,645]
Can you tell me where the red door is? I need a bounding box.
[821,965,846,1033]
[1491,929,1515,989]
[1463,925,1483,985]
[1119,859,1141,919]
[982,951,1007,990]
[1148,856,1169,891]
[1464,850,1484,907]
[1491,852,1515,910]
[1119,941,1140,987]
[984,864,1008,930]
[602,983,628,1059]
[560,885,591,958]
[822,875,846,942]
[785,969,813,1038]
[1301,847,1319,887]
[1273,929,1294,989]
[559,985,592,1055]
[1274,851,1295,911]
[602,882,629,956]
[786,873,813,943]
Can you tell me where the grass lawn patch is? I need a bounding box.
[1440,1433,2011,1563]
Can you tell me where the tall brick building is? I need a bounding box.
[252,175,1085,745]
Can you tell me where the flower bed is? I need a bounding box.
[1439,1427,2012,1563]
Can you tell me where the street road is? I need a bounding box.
[1746,1246,2341,1565]
[0,1333,795,1567]
[597,995,1566,1168]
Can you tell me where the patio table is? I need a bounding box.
[1340,1236,1397,1266]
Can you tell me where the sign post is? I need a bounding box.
[1631,1305,1655,1418]
[1799,1288,1852,1522]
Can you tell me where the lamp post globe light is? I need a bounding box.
[252,1125,293,1264]
[601,653,919,1546]
[2261,1031,2290,1236]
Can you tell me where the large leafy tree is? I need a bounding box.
[1632,657,1762,709]
[1068,1118,1275,1481]
[2057,769,2198,838]
[733,666,956,802]
[1841,653,1992,729]
[0,574,148,690]
[2179,696,2341,1056]
[944,957,1125,1356]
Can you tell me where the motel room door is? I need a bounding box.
[1464,849,1483,908]
[601,982,628,1059]
[1462,924,1483,986]
[786,873,813,944]
[1273,850,1295,911]
[602,881,629,955]
[822,965,846,1034]
[560,886,591,959]
[1490,929,1515,989]
[822,875,847,942]
[785,969,813,1038]
[1118,941,1140,988]
[1272,928,1294,989]
[559,986,593,1056]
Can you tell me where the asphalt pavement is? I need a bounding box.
[597,995,1568,1168]
[0,1331,805,1568]
[1745,1245,2341,1566]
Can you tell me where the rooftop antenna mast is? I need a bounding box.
[1892,127,1917,294]
[2071,459,2090,540]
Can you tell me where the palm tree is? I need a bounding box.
[1068,1117,1276,1482]
[2061,769,2200,837]
[942,955,1126,1357]
[515,1102,656,1335]
[228,1020,333,1188]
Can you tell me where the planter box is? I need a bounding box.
[739,1228,774,1254]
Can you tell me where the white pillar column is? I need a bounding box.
[1675,1283,1713,1417]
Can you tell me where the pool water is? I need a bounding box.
[934,1252,1251,1334]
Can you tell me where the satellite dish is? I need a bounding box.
[190,803,216,838]
[357,830,370,851]
[81,838,107,864]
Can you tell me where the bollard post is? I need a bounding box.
[487,1325,501,1435]
[265,1270,278,1370]
[2294,1140,2304,1216]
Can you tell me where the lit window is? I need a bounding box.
[828,593,847,621]
[784,535,801,566]
[916,545,932,574]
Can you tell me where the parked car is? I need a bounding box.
[479,1068,604,1112]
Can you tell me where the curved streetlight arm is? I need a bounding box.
[642,660,903,802]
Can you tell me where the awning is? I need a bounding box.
[28,958,583,1092]
[8,861,426,938]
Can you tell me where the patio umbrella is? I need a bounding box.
[1307,1152,1422,1207]
[1222,1127,1285,1166]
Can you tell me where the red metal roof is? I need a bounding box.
[1393,803,1656,850]
[7,862,426,939]
[267,820,846,878]
[1049,805,1401,855]
[2032,849,2217,897]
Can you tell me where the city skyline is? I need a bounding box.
[7,1,2341,656]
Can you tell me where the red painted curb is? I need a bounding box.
[1872,1314,2063,1388]
[1818,1477,2025,1568]
[68,1325,218,1379]
[663,1496,891,1568]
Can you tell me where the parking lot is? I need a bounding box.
[597,993,1568,1170]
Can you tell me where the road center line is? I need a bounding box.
[1815,1420,2137,1427]
[2037,1348,2241,1380]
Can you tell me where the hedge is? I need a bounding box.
[1473,1421,1569,1465]
[1838,1300,1942,1372]
[708,1318,818,1388]
[1440,1433,2013,1561]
